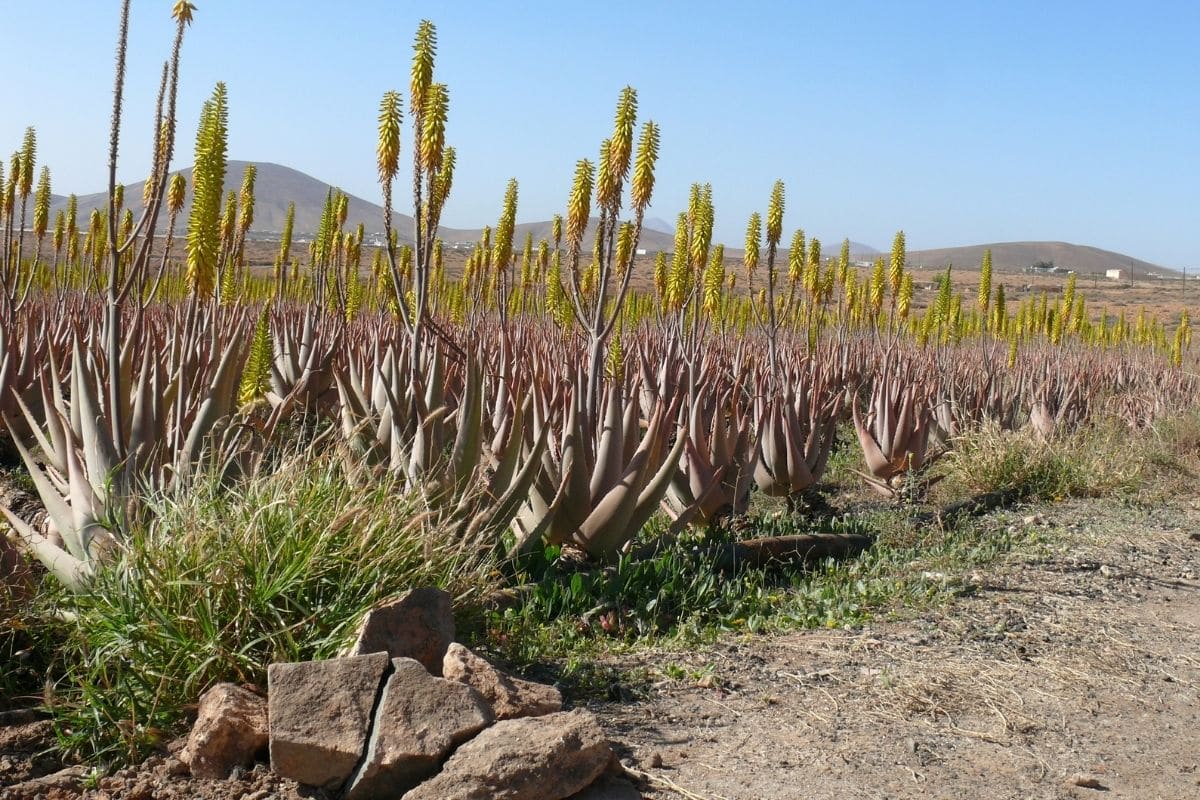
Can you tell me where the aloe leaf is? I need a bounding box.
[0,509,88,592]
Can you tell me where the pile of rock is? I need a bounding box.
[179,588,639,800]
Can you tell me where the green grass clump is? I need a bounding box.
[47,448,500,764]
[936,422,1141,504]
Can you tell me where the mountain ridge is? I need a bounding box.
[47,161,1170,276]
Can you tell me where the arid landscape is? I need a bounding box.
[2,2,1198,799]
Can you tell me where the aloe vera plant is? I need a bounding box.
[852,352,939,498]
[516,372,687,561]
[753,356,845,504]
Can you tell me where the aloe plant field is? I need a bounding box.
[1,1,1198,781]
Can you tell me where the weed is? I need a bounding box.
[46,447,500,764]
[935,422,1141,504]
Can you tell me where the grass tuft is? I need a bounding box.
[935,422,1142,504]
[46,447,500,763]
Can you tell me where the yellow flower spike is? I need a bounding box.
[167,173,186,216]
[238,164,256,235]
[493,178,518,272]
[668,212,689,309]
[410,21,437,116]
[614,221,634,276]
[630,120,659,213]
[898,271,914,319]
[185,83,229,299]
[609,87,638,184]
[19,127,36,198]
[172,1,197,26]
[702,243,726,316]
[377,91,402,185]
[869,257,885,318]
[566,160,594,250]
[420,83,449,175]
[888,230,906,301]
[33,166,51,242]
[653,252,668,301]
[787,229,806,283]
[765,180,784,247]
[595,139,617,212]
[744,212,761,280]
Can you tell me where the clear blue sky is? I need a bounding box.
[6,1,1198,267]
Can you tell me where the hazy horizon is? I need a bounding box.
[6,0,1198,268]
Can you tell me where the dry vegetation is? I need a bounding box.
[1,2,1198,797]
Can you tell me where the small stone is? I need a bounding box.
[342,588,455,675]
[164,757,190,777]
[180,683,269,779]
[442,643,562,720]
[401,709,613,800]
[268,653,390,790]
[124,778,155,800]
[648,751,664,768]
[344,658,493,800]
[1067,773,1106,789]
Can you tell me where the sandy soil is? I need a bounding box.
[594,498,1200,799]
[2,497,1197,799]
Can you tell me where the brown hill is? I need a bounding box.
[906,241,1173,278]
[49,162,387,237]
[48,165,1168,277]
[46,161,682,251]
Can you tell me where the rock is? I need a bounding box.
[567,776,643,800]
[180,683,269,779]
[442,643,562,720]
[342,588,455,675]
[1067,773,1106,789]
[401,709,612,800]
[0,765,89,796]
[344,658,493,800]
[268,652,390,790]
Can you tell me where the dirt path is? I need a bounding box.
[594,499,1200,800]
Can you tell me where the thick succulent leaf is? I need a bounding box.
[3,412,78,557]
[853,397,894,480]
[588,381,625,502]
[1,510,89,592]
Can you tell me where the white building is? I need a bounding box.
[1105,269,1123,280]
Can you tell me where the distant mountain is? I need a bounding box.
[45,162,682,251]
[47,164,1165,277]
[643,216,674,234]
[906,241,1174,278]
[48,161,388,237]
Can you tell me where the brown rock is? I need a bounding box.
[342,588,455,675]
[442,643,562,720]
[344,658,493,800]
[267,652,390,790]
[567,776,643,800]
[180,683,269,779]
[1067,773,1106,790]
[400,709,612,800]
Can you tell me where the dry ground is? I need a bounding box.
[593,498,1200,800]
[2,497,1197,799]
